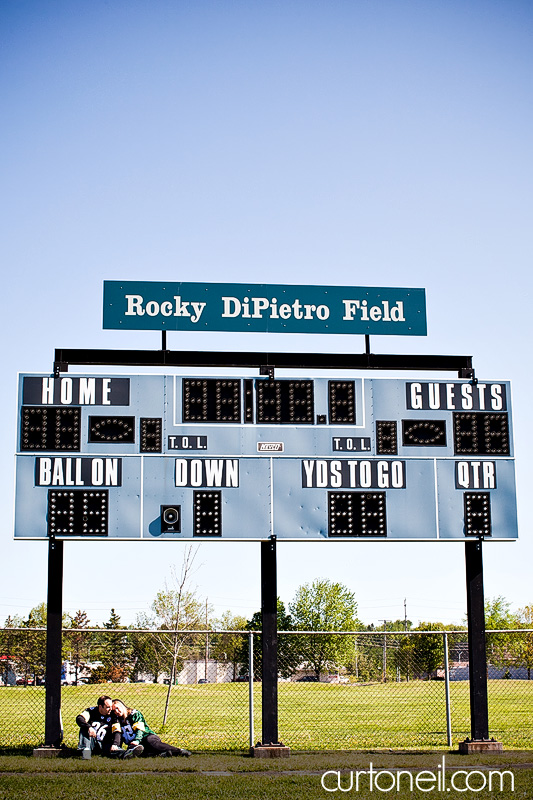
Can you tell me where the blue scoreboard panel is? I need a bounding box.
[14,374,518,541]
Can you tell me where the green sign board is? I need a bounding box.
[103,281,427,336]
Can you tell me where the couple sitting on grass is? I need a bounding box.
[76,695,191,759]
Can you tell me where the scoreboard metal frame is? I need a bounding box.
[16,343,515,751]
[14,371,518,542]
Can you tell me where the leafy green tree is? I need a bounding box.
[375,621,409,682]
[244,598,298,679]
[485,596,517,628]
[2,614,23,627]
[344,634,383,682]
[130,612,168,682]
[64,609,90,685]
[0,616,22,685]
[289,579,361,679]
[149,548,204,724]
[411,623,444,679]
[210,612,248,681]
[344,621,414,684]
[517,605,533,679]
[87,663,129,684]
[129,553,205,693]
[90,608,132,682]
[484,596,520,669]
[17,604,48,684]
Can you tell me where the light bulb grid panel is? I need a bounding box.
[47,489,108,537]
[402,419,447,448]
[193,491,222,537]
[21,407,81,452]
[140,418,162,452]
[183,379,241,423]
[376,421,398,455]
[464,492,492,537]
[328,491,387,538]
[328,381,356,424]
[453,413,510,456]
[256,380,314,425]
[88,416,135,444]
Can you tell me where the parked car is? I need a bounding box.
[197,678,209,684]
[296,676,318,682]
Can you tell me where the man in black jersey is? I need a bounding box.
[76,695,115,756]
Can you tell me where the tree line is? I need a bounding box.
[1,580,532,686]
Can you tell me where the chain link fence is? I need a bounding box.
[1,628,533,751]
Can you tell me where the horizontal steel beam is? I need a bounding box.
[53,348,474,377]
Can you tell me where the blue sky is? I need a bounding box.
[1,0,532,627]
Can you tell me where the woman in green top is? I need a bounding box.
[111,699,191,758]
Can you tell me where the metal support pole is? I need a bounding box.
[45,537,64,747]
[443,632,452,747]
[248,632,254,748]
[260,536,278,745]
[465,539,489,740]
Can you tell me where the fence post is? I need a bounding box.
[443,632,452,748]
[248,631,254,748]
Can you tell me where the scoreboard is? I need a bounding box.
[14,373,518,541]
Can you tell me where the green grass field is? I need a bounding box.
[1,751,533,800]
[1,679,532,751]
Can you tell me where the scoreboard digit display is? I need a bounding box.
[14,373,518,541]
